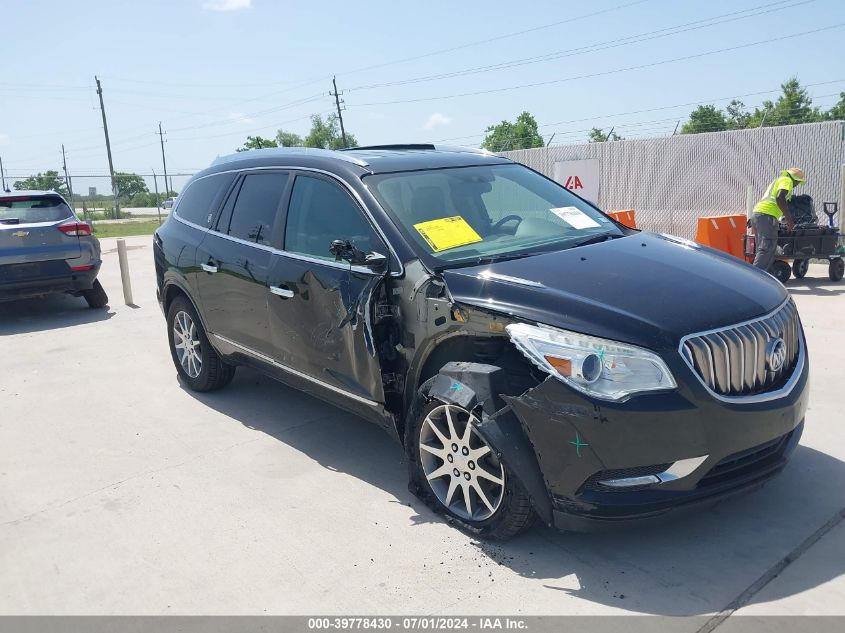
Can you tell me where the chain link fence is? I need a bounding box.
[502,121,845,239]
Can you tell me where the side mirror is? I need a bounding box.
[362,251,388,270]
[329,239,388,271]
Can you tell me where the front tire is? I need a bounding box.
[167,296,235,391]
[410,396,534,540]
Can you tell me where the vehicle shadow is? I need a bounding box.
[0,294,114,335]
[787,276,845,296]
[184,367,845,616]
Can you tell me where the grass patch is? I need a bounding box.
[92,220,162,238]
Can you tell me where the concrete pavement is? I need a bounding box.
[1,236,843,620]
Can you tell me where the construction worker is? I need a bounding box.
[751,167,805,272]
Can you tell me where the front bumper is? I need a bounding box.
[506,348,809,531]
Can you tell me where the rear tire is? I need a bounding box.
[771,260,791,284]
[167,295,235,391]
[409,389,535,540]
[830,257,844,282]
[82,279,109,308]
[792,259,809,279]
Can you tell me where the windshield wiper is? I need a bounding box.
[568,232,622,249]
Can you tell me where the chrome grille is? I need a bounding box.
[681,300,802,399]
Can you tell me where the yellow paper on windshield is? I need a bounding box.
[413,216,482,252]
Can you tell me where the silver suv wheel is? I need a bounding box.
[418,404,505,521]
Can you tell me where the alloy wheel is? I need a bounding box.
[419,404,505,522]
[173,310,203,379]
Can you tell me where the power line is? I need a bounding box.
[433,80,845,144]
[350,23,845,108]
[346,0,804,92]
[336,0,654,79]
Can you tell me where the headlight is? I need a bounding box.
[506,322,676,401]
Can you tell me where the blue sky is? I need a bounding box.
[1,0,844,193]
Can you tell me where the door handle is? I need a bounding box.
[201,262,218,274]
[270,285,294,298]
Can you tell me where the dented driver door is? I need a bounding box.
[266,173,388,405]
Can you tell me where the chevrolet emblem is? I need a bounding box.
[12,230,30,237]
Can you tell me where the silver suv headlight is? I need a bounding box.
[506,323,676,401]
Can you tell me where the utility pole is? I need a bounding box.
[672,120,681,135]
[61,144,75,211]
[152,168,162,226]
[330,76,348,148]
[157,122,171,195]
[0,155,6,191]
[95,76,119,218]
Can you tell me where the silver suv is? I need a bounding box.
[0,190,108,307]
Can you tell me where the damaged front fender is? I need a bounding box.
[417,362,554,526]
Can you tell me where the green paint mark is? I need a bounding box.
[568,431,589,457]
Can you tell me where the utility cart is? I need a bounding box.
[744,198,844,284]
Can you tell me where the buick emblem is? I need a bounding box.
[766,337,787,372]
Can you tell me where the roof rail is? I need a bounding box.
[341,144,436,152]
[211,147,369,167]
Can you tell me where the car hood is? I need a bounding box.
[440,232,788,350]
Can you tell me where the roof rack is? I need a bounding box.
[211,147,369,167]
[341,144,493,156]
[341,144,436,152]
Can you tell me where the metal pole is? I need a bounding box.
[61,144,75,212]
[331,76,348,148]
[746,185,755,220]
[95,76,119,219]
[158,122,171,195]
[545,133,556,147]
[116,239,134,306]
[839,163,845,235]
[152,168,162,226]
[0,155,6,191]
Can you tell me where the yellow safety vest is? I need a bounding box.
[754,176,794,220]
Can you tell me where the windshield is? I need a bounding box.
[0,195,73,224]
[365,164,623,267]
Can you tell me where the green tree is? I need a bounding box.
[587,127,623,142]
[481,112,544,152]
[275,130,304,147]
[13,170,68,196]
[236,135,278,152]
[748,78,822,127]
[826,92,845,121]
[680,105,728,134]
[725,99,751,129]
[681,78,827,135]
[303,113,356,149]
[113,172,148,201]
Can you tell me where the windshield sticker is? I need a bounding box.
[413,216,483,252]
[550,206,601,230]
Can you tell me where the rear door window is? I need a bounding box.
[174,173,233,227]
[284,175,379,260]
[226,173,289,246]
[0,195,72,224]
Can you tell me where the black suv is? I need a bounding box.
[154,145,807,539]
